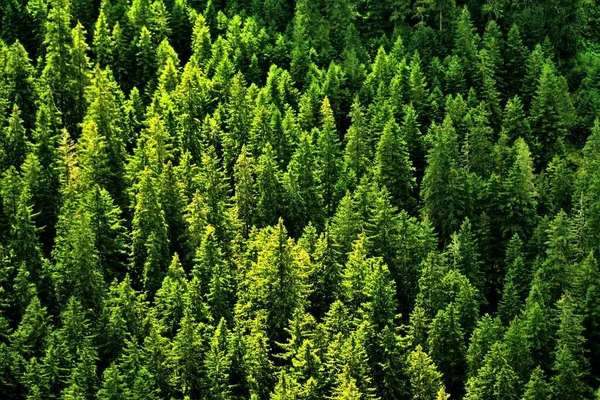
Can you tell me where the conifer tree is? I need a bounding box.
[407,344,445,400]
[69,22,91,130]
[159,161,187,257]
[131,167,170,295]
[316,97,343,218]
[52,206,105,312]
[427,302,466,394]
[504,25,528,100]
[200,225,233,323]
[522,367,549,400]
[575,120,600,252]
[421,116,471,239]
[501,138,537,241]
[42,0,74,130]
[2,104,28,170]
[529,62,576,164]
[374,119,415,209]
[93,9,113,68]
[551,294,591,399]
[233,146,255,238]
[466,315,504,378]
[4,41,37,130]
[84,66,128,207]
[343,97,371,184]
[154,253,188,337]
[169,306,205,398]
[255,143,284,228]
[203,318,232,399]
[453,6,479,81]
[283,131,322,232]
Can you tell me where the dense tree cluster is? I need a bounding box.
[0,0,600,398]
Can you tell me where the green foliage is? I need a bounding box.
[0,1,598,398]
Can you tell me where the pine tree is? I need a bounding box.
[204,318,232,399]
[340,233,377,313]
[255,143,284,228]
[93,9,113,68]
[427,302,466,394]
[2,168,44,288]
[159,162,187,257]
[541,211,577,303]
[522,367,549,400]
[154,253,188,336]
[343,97,371,183]
[529,61,576,165]
[551,294,590,399]
[407,344,445,400]
[571,253,600,374]
[307,230,342,319]
[504,25,528,100]
[374,118,415,209]
[409,51,430,125]
[52,205,104,312]
[4,41,37,131]
[199,225,233,323]
[233,146,255,238]
[244,313,274,398]
[30,100,61,252]
[502,316,532,389]
[575,120,600,252]
[69,22,91,130]
[331,364,363,400]
[242,220,301,344]
[223,73,251,171]
[500,138,537,241]
[421,116,471,239]
[131,167,170,295]
[84,66,128,208]
[10,295,50,362]
[453,6,479,81]
[283,131,322,232]
[169,307,205,398]
[84,186,128,283]
[42,0,74,130]
[466,315,504,378]
[134,27,157,96]
[522,281,554,371]
[196,147,233,251]
[2,104,28,170]
[316,97,343,217]
[448,218,483,294]
[97,363,131,399]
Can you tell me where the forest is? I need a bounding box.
[0,0,599,398]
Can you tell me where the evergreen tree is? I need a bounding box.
[551,294,591,399]
[316,97,343,217]
[52,205,104,312]
[255,143,284,228]
[131,167,170,295]
[427,302,466,394]
[204,318,232,399]
[343,97,371,184]
[407,344,445,400]
[41,0,74,130]
[421,116,471,239]
[374,119,415,209]
[233,146,255,238]
[529,62,576,165]
[2,104,28,170]
[522,367,549,400]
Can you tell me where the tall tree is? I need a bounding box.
[131,167,170,295]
